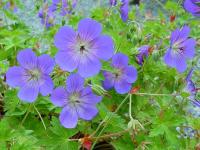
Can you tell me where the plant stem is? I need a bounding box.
[92,129,129,140]
[90,94,130,149]
[133,92,177,96]
[68,129,129,142]
[20,104,32,126]
[33,104,47,130]
[129,94,133,120]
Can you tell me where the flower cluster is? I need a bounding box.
[50,0,77,16]
[176,126,197,139]
[38,2,55,28]
[6,18,138,128]
[5,3,198,129]
[38,0,78,28]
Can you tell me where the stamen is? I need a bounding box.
[70,93,80,104]
[28,69,41,81]
[80,45,85,52]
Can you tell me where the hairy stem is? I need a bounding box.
[129,94,133,120]
[133,92,177,96]
[33,104,47,130]
[68,129,129,142]
[20,104,32,126]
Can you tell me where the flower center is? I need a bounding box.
[172,42,184,55]
[80,45,85,53]
[28,69,41,81]
[75,35,91,55]
[113,69,123,79]
[69,93,80,105]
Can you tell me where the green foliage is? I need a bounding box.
[0,0,199,149]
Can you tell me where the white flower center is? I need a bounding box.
[28,69,41,81]
[172,42,184,55]
[69,93,81,105]
[113,68,123,80]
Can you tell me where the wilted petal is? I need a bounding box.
[78,18,102,41]
[59,105,78,128]
[18,85,39,102]
[17,49,37,69]
[77,104,98,120]
[6,66,26,88]
[66,73,84,93]
[38,54,55,74]
[51,87,68,107]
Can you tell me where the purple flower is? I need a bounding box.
[185,68,197,100]
[120,0,129,22]
[60,0,69,16]
[50,0,78,16]
[184,0,200,16]
[184,68,200,109]
[6,49,55,102]
[110,0,117,6]
[192,100,200,108]
[185,67,194,82]
[49,0,60,12]
[136,45,150,65]
[186,80,196,99]
[54,18,114,78]
[164,26,196,73]
[102,53,137,94]
[38,3,55,28]
[4,2,18,12]
[50,73,102,128]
